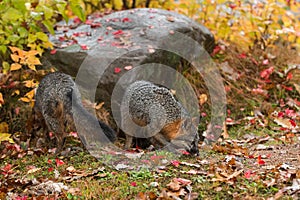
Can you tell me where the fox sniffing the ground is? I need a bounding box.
[32,72,116,153]
[121,80,199,155]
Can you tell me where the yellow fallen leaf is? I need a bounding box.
[28,64,37,71]
[199,94,208,105]
[10,63,22,71]
[0,93,4,106]
[19,97,30,103]
[10,54,20,62]
[0,133,14,143]
[23,80,37,88]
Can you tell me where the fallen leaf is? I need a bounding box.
[114,67,122,74]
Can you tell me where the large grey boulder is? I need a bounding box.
[43,8,215,108]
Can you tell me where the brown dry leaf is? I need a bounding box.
[66,166,76,173]
[212,169,243,182]
[274,118,296,129]
[136,192,147,200]
[167,179,181,191]
[263,178,276,187]
[174,178,192,187]
[0,122,9,133]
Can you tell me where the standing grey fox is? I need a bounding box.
[121,81,199,155]
[32,72,116,153]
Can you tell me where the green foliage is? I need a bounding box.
[0,0,87,56]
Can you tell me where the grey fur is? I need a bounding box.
[121,80,199,155]
[34,72,116,153]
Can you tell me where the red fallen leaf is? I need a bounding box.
[281,85,293,91]
[59,36,65,42]
[290,119,297,127]
[238,53,247,59]
[111,42,122,47]
[48,167,54,172]
[280,127,288,131]
[50,49,57,55]
[2,164,12,172]
[112,30,124,35]
[1,164,13,176]
[150,155,164,160]
[16,196,27,200]
[80,44,89,50]
[69,132,78,138]
[277,112,284,118]
[252,88,268,96]
[244,171,251,178]
[130,182,137,187]
[294,98,300,106]
[201,112,207,117]
[224,85,231,92]
[91,22,102,28]
[47,159,52,164]
[251,58,259,65]
[171,160,180,167]
[114,67,121,74]
[226,118,233,123]
[262,59,269,65]
[15,107,20,115]
[97,36,103,41]
[85,19,93,25]
[122,17,132,22]
[55,158,65,167]
[229,3,237,9]
[287,72,293,80]
[73,17,81,24]
[285,108,296,117]
[257,155,265,165]
[141,160,150,164]
[174,178,192,186]
[180,150,190,155]
[211,45,221,56]
[248,155,254,159]
[260,66,274,79]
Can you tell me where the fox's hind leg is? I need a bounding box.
[43,100,67,154]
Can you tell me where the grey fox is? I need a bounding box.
[121,81,199,155]
[33,72,116,153]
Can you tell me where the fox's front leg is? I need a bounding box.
[124,135,133,149]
